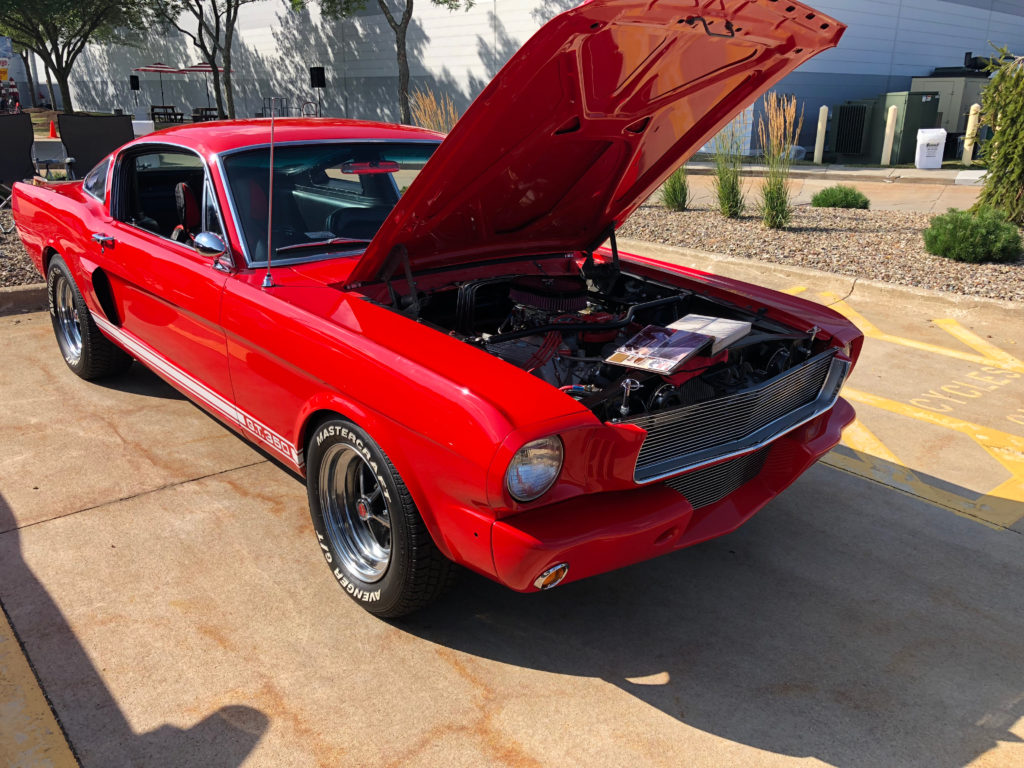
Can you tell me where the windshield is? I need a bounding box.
[221,141,439,265]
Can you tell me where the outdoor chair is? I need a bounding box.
[57,114,135,180]
[0,112,38,234]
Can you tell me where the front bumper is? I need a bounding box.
[490,398,855,592]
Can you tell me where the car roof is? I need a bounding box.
[130,118,445,159]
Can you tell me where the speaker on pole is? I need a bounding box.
[130,75,140,91]
[310,67,326,89]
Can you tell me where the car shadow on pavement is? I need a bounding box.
[92,362,187,401]
[401,463,1024,768]
[0,494,269,767]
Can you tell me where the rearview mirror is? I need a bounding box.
[194,231,226,258]
[340,160,400,175]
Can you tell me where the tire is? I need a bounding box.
[306,418,455,618]
[47,255,133,380]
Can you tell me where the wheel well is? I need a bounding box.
[41,247,58,275]
[300,409,352,458]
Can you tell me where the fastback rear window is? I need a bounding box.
[222,141,439,265]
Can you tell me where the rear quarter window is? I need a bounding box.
[84,158,110,201]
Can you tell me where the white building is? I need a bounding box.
[49,0,1024,139]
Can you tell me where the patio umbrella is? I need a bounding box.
[132,63,181,104]
[180,63,231,109]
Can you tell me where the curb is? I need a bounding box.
[0,284,47,317]
[617,238,1024,311]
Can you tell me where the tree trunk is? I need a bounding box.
[55,69,75,114]
[223,2,239,119]
[395,23,410,124]
[209,60,226,118]
[18,51,37,108]
[223,45,235,119]
[44,66,56,110]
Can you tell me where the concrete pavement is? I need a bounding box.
[1,266,1023,766]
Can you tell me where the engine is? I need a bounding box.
[415,266,822,421]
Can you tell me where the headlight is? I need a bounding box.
[505,436,563,502]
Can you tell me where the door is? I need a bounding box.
[95,147,234,409]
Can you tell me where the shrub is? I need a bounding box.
[712,116,747,218]
[662,166,692,211]
[757,92,803,229]
[922,206,1023,263]
[410,87,459,133]
[811,185,870,209]
[760,178,792,228]
[978,49,1024,224]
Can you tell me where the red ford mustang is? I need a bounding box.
[13,0,859,616]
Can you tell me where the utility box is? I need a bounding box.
[910,75,987,133]
[869,91,940,166]
[826,99,875,162]
[916,128,947,169]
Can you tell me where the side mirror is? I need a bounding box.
[194,231,227,258]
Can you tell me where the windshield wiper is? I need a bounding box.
[275,237,372,255]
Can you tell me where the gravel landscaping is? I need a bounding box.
[4,203,1024,302]
[620,203,1024,303]
[0,212,41,288]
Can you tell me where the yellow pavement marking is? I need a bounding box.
[932,318,1024,369]
[820,294,1024,373]
[843,387,1024,525]
[0,608,77,768]
[840,419,904,466]
[781,285,808,295]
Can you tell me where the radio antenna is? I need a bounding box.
[262,98,278,289]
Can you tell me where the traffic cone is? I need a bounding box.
[48,120,57,138]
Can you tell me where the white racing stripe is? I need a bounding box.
[92,313,302,466]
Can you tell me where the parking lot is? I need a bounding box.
[2,251,1022,766]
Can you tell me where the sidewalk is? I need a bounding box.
[677,173,981,213]
[685,160,987,186]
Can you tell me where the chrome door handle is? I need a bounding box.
[91,233,115,252]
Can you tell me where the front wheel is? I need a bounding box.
[306,418,455,617]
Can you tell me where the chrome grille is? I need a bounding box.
[664,447,770,509]
[626,351,846,483]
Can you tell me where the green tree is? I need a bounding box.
[0,0,144,112]
[148,0,264,119]
[978,48,1024,225]
[302,0,473,125]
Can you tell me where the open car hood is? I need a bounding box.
[347,0,844,284]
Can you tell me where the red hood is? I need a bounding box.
[348,0,844,284]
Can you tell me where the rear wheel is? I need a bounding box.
[47,256,132,380]
[306,418,455,617]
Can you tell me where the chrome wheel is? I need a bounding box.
[53,273,83,364]
[319,443,392,582]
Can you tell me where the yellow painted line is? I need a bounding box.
[820,294,1024,373]
[933,318,1024,369]
[0,607,77,768]
[844,387,1024,526]
[825,449,1018,531]
[841,419,904,466]
[781,285,808,296]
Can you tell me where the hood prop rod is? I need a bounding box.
[380,244,420,319]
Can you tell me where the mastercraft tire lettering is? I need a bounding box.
[305,418,455,617]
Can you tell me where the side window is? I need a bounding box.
[83,158,110,201]
[117,150,206,240]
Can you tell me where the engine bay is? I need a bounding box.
[400,255,827,422]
